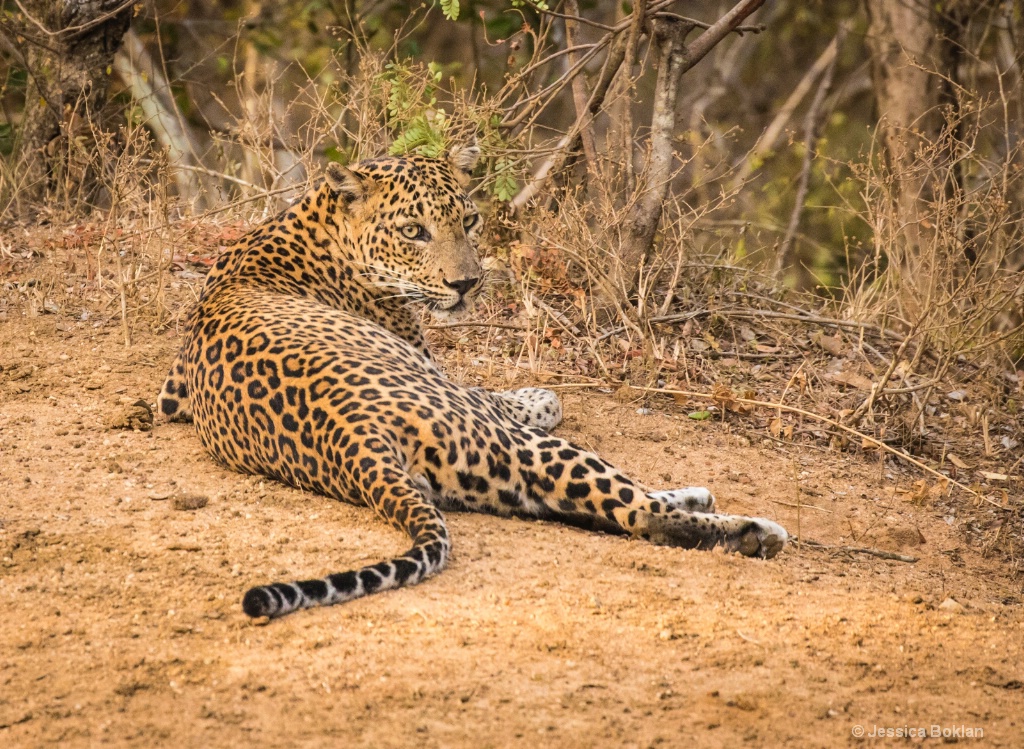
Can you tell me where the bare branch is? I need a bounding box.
[684,0,768,66]
[778,26,845,274]
[731,34,840,189]
[509,34,629,213]
[651,12,765,36]
[516,0,618,32]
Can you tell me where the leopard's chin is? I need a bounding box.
[430,297,476,321]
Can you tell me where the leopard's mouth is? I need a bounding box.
[429,295,473,320]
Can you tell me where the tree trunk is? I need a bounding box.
[863,0,961,314]
[611,0,767,302]
[113,28,207,208]
[9,0,133,212]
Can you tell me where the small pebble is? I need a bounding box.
[938,597,965,613]
[172,493,209,511]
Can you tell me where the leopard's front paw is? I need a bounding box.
[728,518,788,559]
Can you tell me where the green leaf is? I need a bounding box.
[488,157,519,202]
[440,0,460,20]
[688,410,713,421]
[324,146,348,164]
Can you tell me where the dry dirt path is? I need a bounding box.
[1,317,1022,748]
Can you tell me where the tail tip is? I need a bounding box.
[242,586,274,618]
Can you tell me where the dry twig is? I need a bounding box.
[798,538,919,563]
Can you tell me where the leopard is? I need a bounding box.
[157,144,788,620]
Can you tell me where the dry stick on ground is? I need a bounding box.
[797,539,919,563]
[595,307,910,346]
[426,321,526,331]
[771,498,832,513]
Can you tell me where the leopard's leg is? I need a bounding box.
[648,487,717,514]
[422,423,785,559]
[241,440,449,619]
[473,387,563,430]
[157,351,193,422]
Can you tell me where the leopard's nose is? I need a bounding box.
[444,277,479,297]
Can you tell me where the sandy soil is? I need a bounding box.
[1,312,1022,748]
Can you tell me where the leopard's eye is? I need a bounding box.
[400,224,427,241]
[463,214,479,231]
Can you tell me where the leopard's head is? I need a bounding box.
[324,145,484,318]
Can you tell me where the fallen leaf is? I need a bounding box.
[827,371,874,391]
[711,384,755,415]
[901,479,931,504]
[811,331,844,356]
[979,471,1008,482]
[946,453,970,470]
[768,418,793,440]
[688,410,712,421]
[896,478,948,504]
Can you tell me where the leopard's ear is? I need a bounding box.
[447,140,481,185]
[325,163,371,206]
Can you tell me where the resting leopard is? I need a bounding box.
[157,144,788,619]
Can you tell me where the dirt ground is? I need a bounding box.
[1,310,1023,748]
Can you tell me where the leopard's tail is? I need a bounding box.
[242,526,449,619]
[241,462,450,619]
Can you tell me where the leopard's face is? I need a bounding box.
[326,148,484,318]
